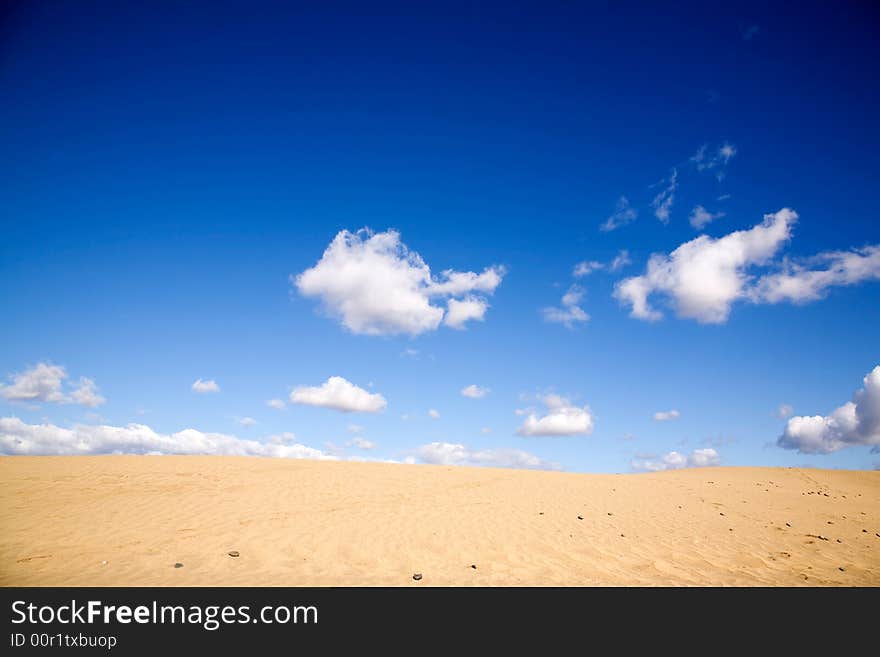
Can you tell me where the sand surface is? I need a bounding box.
[1,456,878,586]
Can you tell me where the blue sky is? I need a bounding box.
[1,0,878,472]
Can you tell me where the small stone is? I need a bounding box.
[862,529,867,533]
[228,551,240,558]
[838,567,846,572]
[577,516,584,520]
[719,512,725,516]
[470,564,477,569]
[836,539,842,543]
[174,563,183,568]
[620,534,625,538]
[607,512,613,516]
[786,523,791,527]
[412,573,422,581]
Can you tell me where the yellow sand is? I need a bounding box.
[1,456,878,586]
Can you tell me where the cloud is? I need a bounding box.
[266,398,286,410]
[480,427,492,434]
[461,384,489,399]
[631,448,720,472]
[294,228,504,335]
[614,208,797,323]
[609,250,632,272]
[236,417,257,427]
[542,285,590,329]
[428,409,440,419]
[573,261,604,277]
[412,441,560,470]
[751,246,880,304]
[444,297,490,329]
[0,363,106,407]
[346,436,375,450]
[0,416,333,459]
[401,348,420,359]
[290,376,386,413]
[517,394,594,437]
[192,378,220,394]
[651,169,678,223]
[777,404,794,419]
[689,205,726,230]
[600,196,638,232]
[653,409,680,421]
[346,423,364,433]
[691,143,737,180]
[778,365,880,454]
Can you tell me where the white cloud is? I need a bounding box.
[266,398,286,410]
[573,261,603,277]
[192,378,220,394]
[480,427,492,434]
[444,297,489,329]
[346,423,364,433]
[651,169,678,223]
[653,409,680,421]
[428,409,440,419]
[631,448,720,472]
[401,347,420,359]
[689,205,726,230]
[778,365,880,454]
[0,416,333,459]
[542,285,590,329]
[461,384,489,399]
[600,196,638,232]
[294,228,505,335]
[0,363,106,407]
[777,404,794,419]
[751,245,880,304]
[346,436,376,450]
[236,417,257,427]
[413,441,560,470]
[517,394,594,437]
[691,142,737,180]
[614,208,797,323]
[609,250,632,272]
[290,376,387,413]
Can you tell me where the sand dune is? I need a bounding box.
[1,456,877,586]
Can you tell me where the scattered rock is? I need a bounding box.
[836,539,842,543]
[538,512,544,515]
[719,512,725,516]
[862,529,867,533]
[228,551,240,558]
[786,523,791,527]
[412,573,422,581]
[174,563,183,569]
[620,534,625,538]
[577,516,584,520]
[470,564,477,569]
[838,567,846,572]
[827,521,833,525]
[607,512,613,516]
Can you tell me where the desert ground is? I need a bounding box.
[1,456,877,586]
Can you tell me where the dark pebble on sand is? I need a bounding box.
[413,573,422,581]
[786,523,791,527]
[470,565,477,569]
[174,563,183,568]
[228,551,240,557]
[577,516,584,520]
[839,567,845,572]
[607,512,613,516]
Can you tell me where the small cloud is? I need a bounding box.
[346,423,364,434]
[600,196,638,232]
[653,409,680,421]
[266,398,286,410]
[401,347,420,359]
[573,261,604,277]
[192,378,220,394]
[0,363,106,407]
[517,394,594,437]
[691,143,737,180]
[236,417,257,427]
[631,448,720,472]
[717,194,731,202]
[650,169,678,224]
[444,296,490,329]
[480,427,492,434]
[428,409,440,419]
[609,250,632,272]
[290,376,387,413]
[461,384,489,399]
[689,205,726,230]
[777,404,794,419]
[412,441,560,470]
[542,285,590,329]
[346,436,376,450]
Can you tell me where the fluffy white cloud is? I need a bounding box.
[689,205,726,230]
[542,285,590,329]
[752,245,880,304]
[0,363,106,407]
[614,208,797,323]
[294,228,504,335]
[651,169,678,223]
[691,142,736,180]
[290,376,386,413]
[609,250,632,272]
[573,260,603,277]
[444,297,489,329]
[777,404,794,419]
[192,378,220,394]
[778,365,880,454]
[517,395,594,437]
[0,416,332,459]
[266,398,286,410]
[461,384,489,399]
[428,409,440,419]
[413,441,560,470]
[653,409,680,421]
[346,436,376,450]
[631,448,720,472]
[600,196,638,232]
